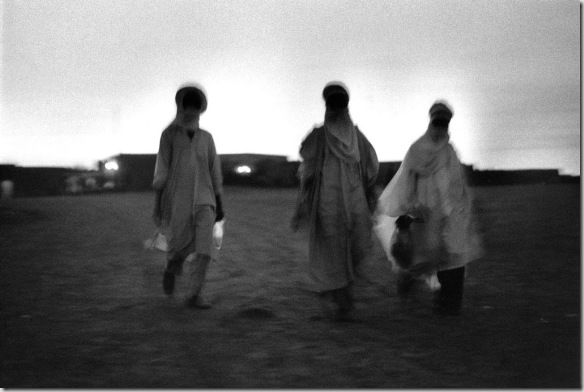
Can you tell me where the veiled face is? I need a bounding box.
[430,109,451,127]
[180,91,203,122]
[182,107,200,122]
[325,93,349,110]
[431,117,450,128]
[429,113,451,141]
[182,92,202,111]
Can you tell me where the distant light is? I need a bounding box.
[103,181,116,189]
[105,161,119,171]
[236,165,252,174]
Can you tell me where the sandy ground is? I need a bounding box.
[0,184,580,388]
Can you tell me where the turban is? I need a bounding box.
[429,101,453,119]
[175,85,207,113]
[323,82,350,110]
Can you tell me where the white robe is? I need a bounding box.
[152,126,223,260]
[376,129,483,272]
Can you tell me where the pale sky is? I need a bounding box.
[1,0,580,174]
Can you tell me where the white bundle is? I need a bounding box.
[213,220,225,250]
[144,230,168,252]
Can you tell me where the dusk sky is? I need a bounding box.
[1,0,580,174]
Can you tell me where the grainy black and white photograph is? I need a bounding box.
[0,0,580,388]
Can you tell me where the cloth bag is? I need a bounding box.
[213,219,225,250]
[374,182,441,290]
[143,230,168,252]
[291,130,325,231]
[373,214,398,269]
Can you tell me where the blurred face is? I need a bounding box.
[182,106,200,122]
[181,92,202,121]
[429,113,451,140]
[325,93,349,110]
[431,116,450,128]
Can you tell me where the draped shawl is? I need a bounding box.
[377,128,483,270]
[324,108,360,163]
[295,123,379,291]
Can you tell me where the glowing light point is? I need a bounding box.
[105,161,119,171]
[236,165,252,174]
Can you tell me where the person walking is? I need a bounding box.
[376,101,482,315]
[292,82,379,321]
[152,84,225,308]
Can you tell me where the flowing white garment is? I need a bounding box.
[375,129,483,272]
[323,107,360,163]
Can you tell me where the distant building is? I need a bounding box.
[0,164,88,197]
[0,155,577,198]
[376,161,402,187]
[376,163,570,187]
[98,153,301,189]
[64,170,106,194]
[468,168,562,186]
[220,154,298,187]
[99,154,157,191]
[1,179,14,199]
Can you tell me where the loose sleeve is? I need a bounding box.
[444,146,469,216]
[298,128,319,183]
[291,128,321,230]
[363,135,379,187]
[152,130,171,190]
[208,135,223,196]
[377,146,416,217]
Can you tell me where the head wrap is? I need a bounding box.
[323,82,350,103]
[172,84,207,130]
[429,101,453,120]
[322,82,360,163]
[175,85,207,113]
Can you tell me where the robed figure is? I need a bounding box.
[292,82,379,321]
